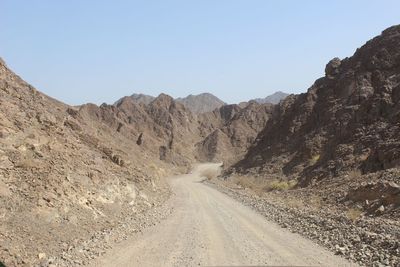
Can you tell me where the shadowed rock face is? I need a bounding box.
[231,25,400,186]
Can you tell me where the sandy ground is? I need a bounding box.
[90,163,357,267]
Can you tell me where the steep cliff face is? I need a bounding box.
[231,25,400,186]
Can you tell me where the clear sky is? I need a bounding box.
[1,1,399,105]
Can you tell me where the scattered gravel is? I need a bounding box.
[208,181,400,267]
[38,191,173,267]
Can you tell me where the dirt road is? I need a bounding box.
[90,163,356,267]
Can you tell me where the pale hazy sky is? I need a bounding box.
[1,1,399,105]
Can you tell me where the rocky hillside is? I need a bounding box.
[230,25,400,217]
[176,93,226,114]
[0,59,187,266]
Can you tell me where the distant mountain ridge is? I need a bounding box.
[253,91,289,104]
[115,91,287,114]
[114,93,155,106]
[115,92,225,114]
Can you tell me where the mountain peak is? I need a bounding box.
[176,93,225,114]
[114,93,155,106]
[252,91,289,105]
[114,92,225,113]
[150,93,174,106]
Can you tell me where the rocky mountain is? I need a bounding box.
[2,24,400,267]
[229,25,400,216]
[115,91,286,115]
[0,56,274,265]
[114,93,155,106]
[176,93,226,114]
[115,92,226,114]
[196,102,273,166]
[253,91,289,104]
[0,59,198,266]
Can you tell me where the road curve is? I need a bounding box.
[90,163,357,267]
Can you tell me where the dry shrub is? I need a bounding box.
[348,169,362,179]
[309,195,323,209]
[235,176,256,189]
[268,180,297,191]
[200,168,221,180]
[16,158,39,169]
[310,154,321,165]
[232,176,297,195]
[284,198,304,209]
[346,207,363,222]
[284,195,322,210]
[358,153,369,161]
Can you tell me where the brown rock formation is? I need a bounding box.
[231,25,400,188]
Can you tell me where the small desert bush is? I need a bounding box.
[348,169,362,179]
[358,152,370,161]
[16,158,38,169]
[267,180,297,191]
[346,207,363,222]
[284,198,303,209]
[201,168,221,180]
[284,195,323,210]
[232,176,296,195]
[309,195,323,209]
[233,175,260,187]
[310,154,320,165]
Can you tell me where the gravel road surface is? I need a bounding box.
[90,163,356,267]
